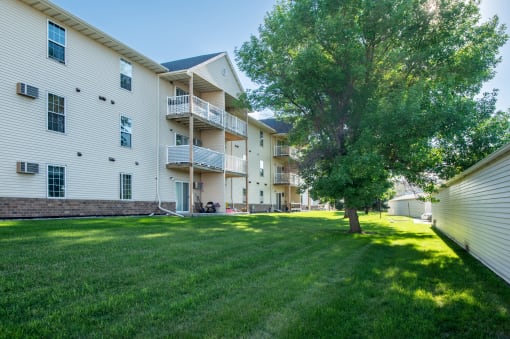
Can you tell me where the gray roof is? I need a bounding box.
[161,52,224,72]
[259,118,292,134]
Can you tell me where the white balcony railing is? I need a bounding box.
[225,154,247,174]
[167,95,247,137]
[225,111,247,136]
[167,145,246,174]
[274,145,299,159]
[167,145,224,171]
[274,172,302,186]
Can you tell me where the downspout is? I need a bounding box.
[245,112,249,213]
[156,74,183,217]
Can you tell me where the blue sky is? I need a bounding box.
[52,0,509,112]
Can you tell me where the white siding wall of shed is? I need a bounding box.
[0,1,158,201]
[388,198,429,218]
[433,147,510,285]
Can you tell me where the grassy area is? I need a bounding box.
[1,212,509,338]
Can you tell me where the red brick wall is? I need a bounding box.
[0,198,176,219]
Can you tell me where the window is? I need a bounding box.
[242,188,247,203]
[259,160,264,177]
[48,21,66,63]
[121,116,132,147]
[260,190,264,204]
[176,134,189,146]
[47,93,65,133]
[176,87,188,96]
[120,173,132,200]
[120,59,132,91]
[259,130,264,147]
[48,165,65,198]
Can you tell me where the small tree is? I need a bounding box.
[236,0,508,232]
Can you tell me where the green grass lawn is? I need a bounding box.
[1,212,509,338]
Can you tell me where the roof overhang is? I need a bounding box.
[160,71,241,109]
[19,0,168,74]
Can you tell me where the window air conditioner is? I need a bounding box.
[16,82,39,99]
[16,161,39,174]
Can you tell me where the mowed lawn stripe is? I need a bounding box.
[1,212,509,338]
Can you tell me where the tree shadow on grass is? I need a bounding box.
[286,235,510,338]
[2,213,510,338]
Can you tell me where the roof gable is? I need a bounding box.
[259,118,292,134]
[161,52,224,72]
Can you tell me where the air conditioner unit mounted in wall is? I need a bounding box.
[16,161,39,174]
[16,82,39,99]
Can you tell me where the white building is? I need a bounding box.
[0,0,308,218]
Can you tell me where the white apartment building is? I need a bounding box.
[0,0,308,218]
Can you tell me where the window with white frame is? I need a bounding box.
[242,188,247,203]
[176,87,188,96]
[259,130,264,147]
[47,93,65,133]
[47,165,65,198]
[120,173,132,200]
[176,134,189,146]
[48,21,66,63]
[259,160,264,177]
[120,59,132,91]
[120,116,132,147]
[260,190,264,204]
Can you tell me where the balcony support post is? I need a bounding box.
[189,75,194,214]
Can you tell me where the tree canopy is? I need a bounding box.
[236,0,508,232]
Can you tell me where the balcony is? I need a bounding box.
[225,154,247,176]
[274,172,302,186]
[167,95,247,139]
[274,145,299,159]
[167,145,246,176]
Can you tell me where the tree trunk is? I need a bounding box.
[346,208,362,233]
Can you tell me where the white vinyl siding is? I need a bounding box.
[0,1,158,201]
[433,144,510,285]
[388,195,430,218]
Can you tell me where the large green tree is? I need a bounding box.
[236,0,508,232]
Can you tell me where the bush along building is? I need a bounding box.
[0,0,313,218]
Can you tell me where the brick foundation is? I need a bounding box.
[0,197,176,219]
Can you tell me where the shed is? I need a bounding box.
[388,194,431,218]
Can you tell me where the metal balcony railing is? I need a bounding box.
[167,145,224,171]
[274,172,302,186]
[225,111,247,137]
[167,95,247,137]
[274,145,299,159]
[225,154,247,174]
[167,145,246,174]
